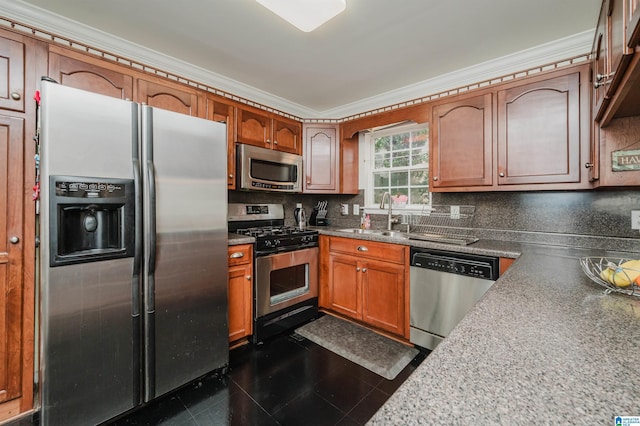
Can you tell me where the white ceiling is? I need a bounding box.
[6,0,601,117]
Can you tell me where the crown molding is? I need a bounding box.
[1,0,317,118]
[2,0,593,120]
[320,30,594,119]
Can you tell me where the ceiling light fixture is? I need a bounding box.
[256,0,346,32]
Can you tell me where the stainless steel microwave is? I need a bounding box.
[237,143,303,192]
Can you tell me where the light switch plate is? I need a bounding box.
[353,204,360,215]
[632,210,640,230]
[451,205,460,219]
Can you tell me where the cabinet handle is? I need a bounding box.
[584,162,594,169]
[10,92,21,101]
[229,252,245,259]
[357,246,368,252]
[246,275,251,281]
[273,140,278,145]
[499,172,505,177]
[595,72,614,81]
[432,176,438,181]
[267,139,271,144]
[9,236,20,244]
[362,268,367,273]
[356,267,361,272]
[229,174,233,179]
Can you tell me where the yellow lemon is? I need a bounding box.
[610,259,640,288]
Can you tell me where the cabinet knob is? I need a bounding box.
[229,252,244,259]
[229,174,233,179]
[267,139,271,144]
[9,236,20,244]
[362,268,367,273]
[273,140,278,145]
[584,162,594,169]
[499,172,505,177]
[246,275,251,281]
[357,246,368,252]
[432,177,438,182]
[10,92,21,101]
[356,267,361,272]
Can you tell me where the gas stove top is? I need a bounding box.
[228,203,319,255]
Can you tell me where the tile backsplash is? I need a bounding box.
[228,189,640,249]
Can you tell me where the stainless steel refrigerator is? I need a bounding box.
[38,81,229,425]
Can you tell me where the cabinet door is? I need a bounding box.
[303,125,339,193]
[497,73,581,185]
[0,114,24,404]
[628,0,640,47]
[273,118,301,154]
[431,94,493,188]
[328,254,361,319]
[593,2,609,117]
[361,260,405,336]
[228,263,252,342]
[137,79,199,116]
[0,36,25,112]
[48,51,133,100]
[608,0,632,80]
[236,108,271,147]
[207,96,235,188]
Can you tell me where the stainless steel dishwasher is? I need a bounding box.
[409,247,499,350]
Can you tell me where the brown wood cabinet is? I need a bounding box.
[236,107,302,154]
[497,72,581,185]
[430,64,591,192]
[431,94,493,188]
[320,236,408,338]
[303,124,340,193]
[228,245,253,343]
[206,95,236,188]
[48,47,134,100]
[0,29,45,422]
[137,78,200,117]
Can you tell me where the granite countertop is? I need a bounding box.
[315,227,640,423]
[228,233,255,246]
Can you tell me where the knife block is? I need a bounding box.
[309,208,328,226]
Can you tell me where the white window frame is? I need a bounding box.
[360,122,431,214]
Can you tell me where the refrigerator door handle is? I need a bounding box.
[146,160,157,310]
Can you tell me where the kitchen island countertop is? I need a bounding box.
[366,241,640,424]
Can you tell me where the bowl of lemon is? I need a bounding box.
[580,257,640,297]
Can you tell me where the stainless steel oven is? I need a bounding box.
[255,247,318,318]
[229,203,319,343]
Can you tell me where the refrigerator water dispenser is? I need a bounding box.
[49,175,135,266]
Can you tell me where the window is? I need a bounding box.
[363,123,430,209]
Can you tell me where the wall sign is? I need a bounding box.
[612,149,640,171]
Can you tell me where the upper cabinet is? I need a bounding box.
[303,124,339,193]
[206,95,236,189]
[236,107,302,154]
[137,79,200,117]
[430,64,591,192]
[0,35,26,112]
[594,0,640,125]
[48,47,133,100]
[431,94,493,189]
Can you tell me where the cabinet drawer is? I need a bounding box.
[228,244,252,266]
[329,236,405,264]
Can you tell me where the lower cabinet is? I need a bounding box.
[320,236,409,338]
[228,244,253,343]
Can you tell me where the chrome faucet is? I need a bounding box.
[379,192,396,231]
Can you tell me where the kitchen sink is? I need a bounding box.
[336,228,410,239]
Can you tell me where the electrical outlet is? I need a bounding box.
[632,210,640,230]
[353,204,360,215]
[451,205,460,219]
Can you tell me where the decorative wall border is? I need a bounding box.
[1,14,590,125]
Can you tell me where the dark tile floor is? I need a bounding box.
[7,331,427,426]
